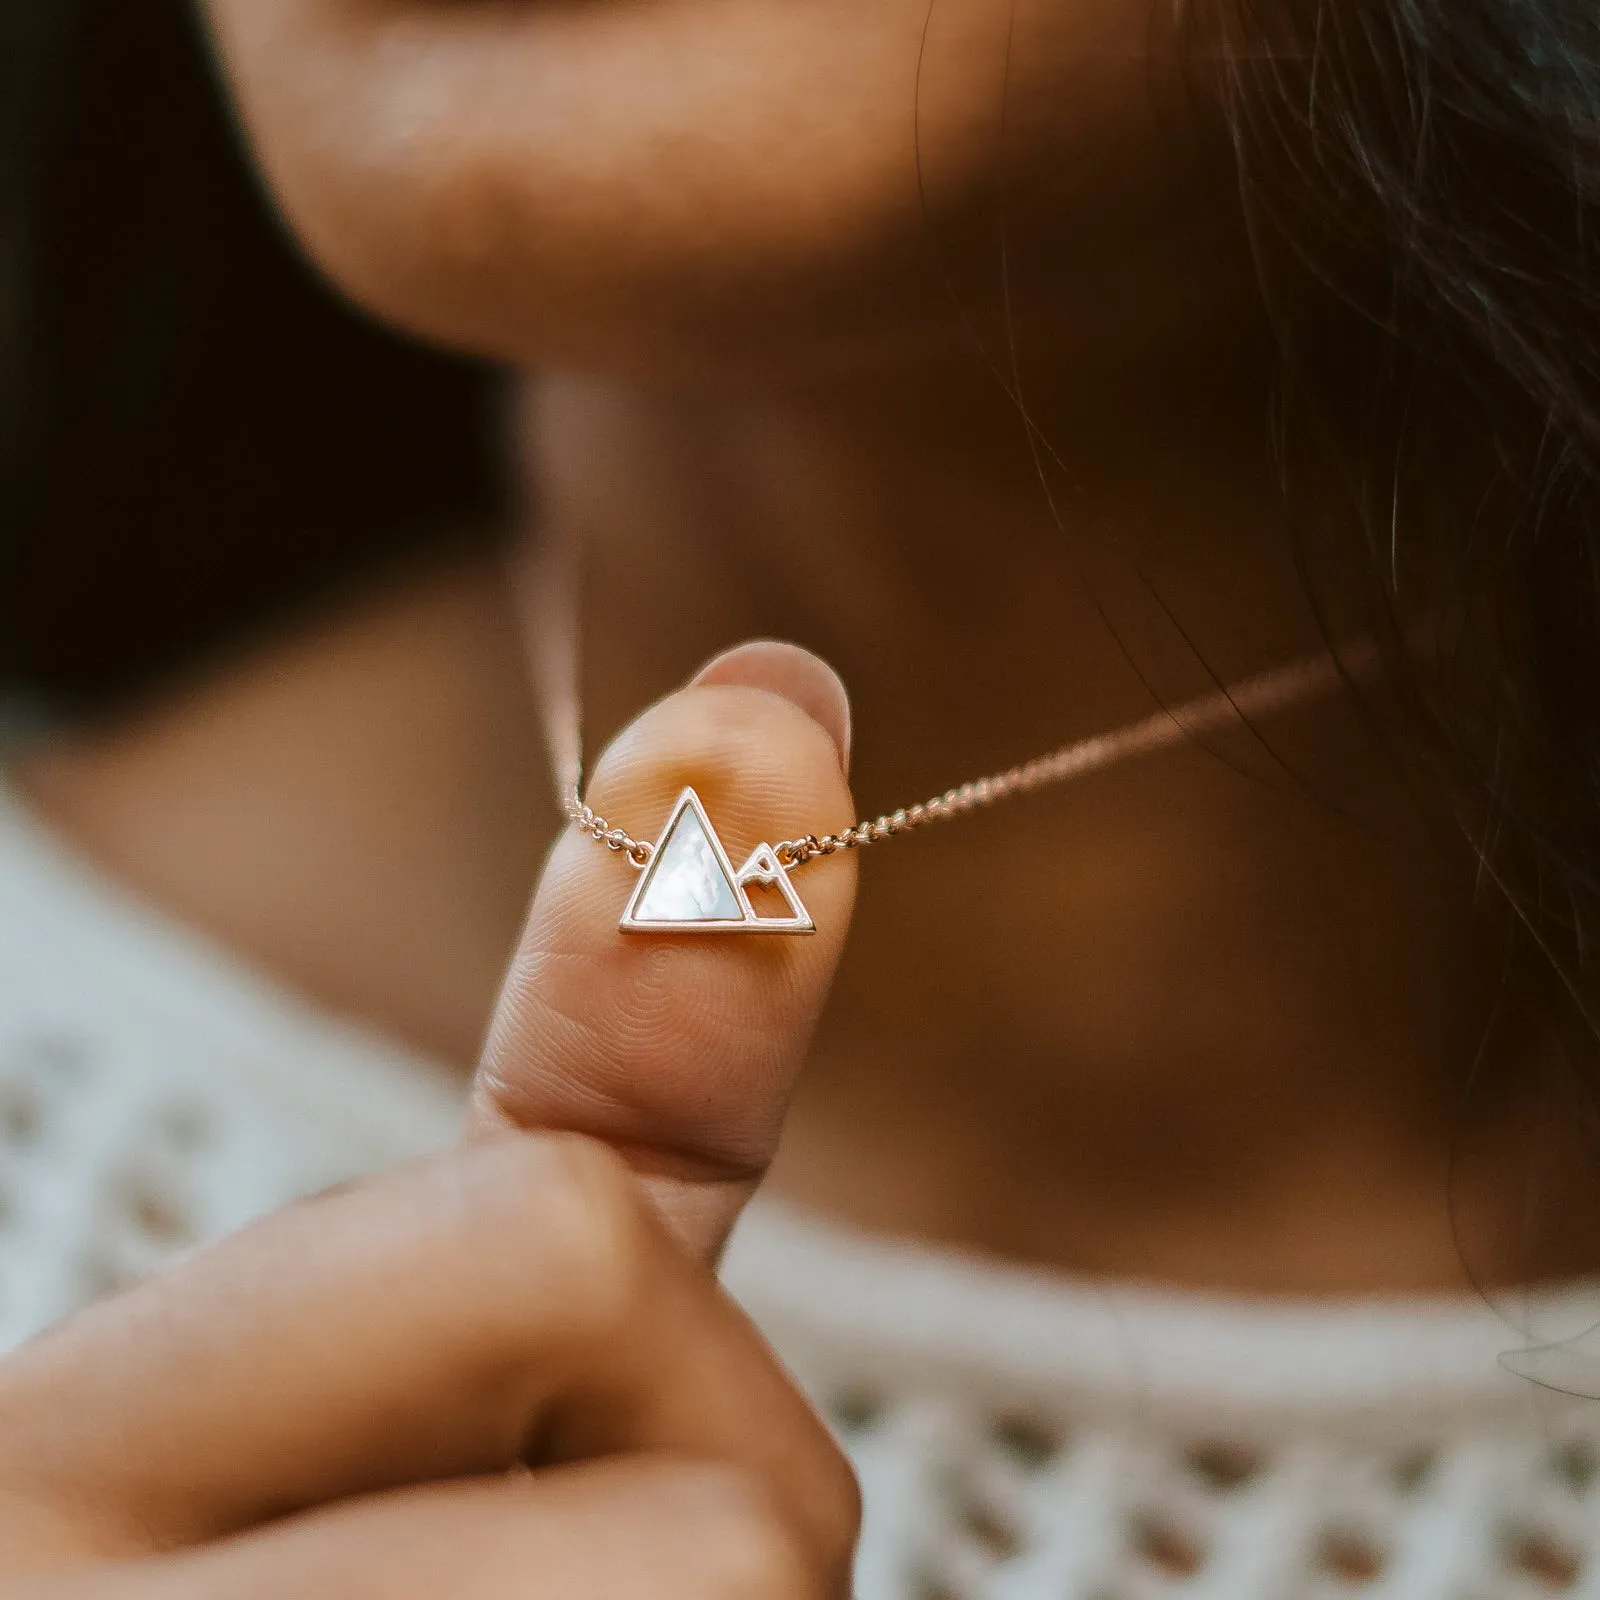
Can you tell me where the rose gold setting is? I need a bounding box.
[613,787,815,935]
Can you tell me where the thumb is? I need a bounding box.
[468,641,857,1262]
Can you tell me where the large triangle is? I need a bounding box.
[622,789,745,928]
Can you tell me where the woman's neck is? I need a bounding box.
[20,364,1598,1295]
[538,365,1599,1294]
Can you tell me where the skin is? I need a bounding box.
[6,0,1598,1587]
[197,0,1215,378]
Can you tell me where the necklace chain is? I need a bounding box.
[564,643,1371,873]
[564,792,657,867]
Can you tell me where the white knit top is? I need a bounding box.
[1,778,1598,1599]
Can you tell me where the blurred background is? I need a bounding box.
[1,0,513,724]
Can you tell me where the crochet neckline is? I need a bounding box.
[725,1202,1600,1431]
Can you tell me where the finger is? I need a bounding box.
[470,641,856,1262]
[0,1137,855,1587]
[40,1458,827,1600]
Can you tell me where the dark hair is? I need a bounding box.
[1202,0,1600,1004]
[0,0,511,715]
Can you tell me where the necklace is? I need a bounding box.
[519,509,1376,938]
[562,643,1371,938]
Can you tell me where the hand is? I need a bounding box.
[0,642,860,1598]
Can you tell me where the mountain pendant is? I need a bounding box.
[619,787,814,935]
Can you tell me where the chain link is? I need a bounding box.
[562,733,1127,874]
[564,790,654,868]
[771,739,1111,866]
[565,645,1368,873]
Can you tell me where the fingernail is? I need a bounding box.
[689,640,852,774]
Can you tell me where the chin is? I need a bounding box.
[212,0,1177,380]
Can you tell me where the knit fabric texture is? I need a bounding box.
[0,781,1598,1599]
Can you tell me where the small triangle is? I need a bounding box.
[735,844,815,931]
[624,790,744,926]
